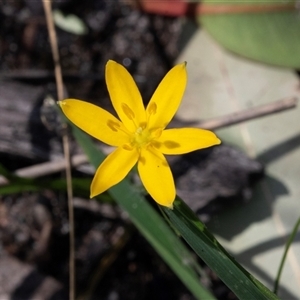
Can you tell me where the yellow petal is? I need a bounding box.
[146,62,187,130]
[137,147,175,208]
[59,99,130,147]
[105,60,146,132]
[90,147,139,197]
[154,128,221,155]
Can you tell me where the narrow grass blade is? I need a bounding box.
[274,217,300,294]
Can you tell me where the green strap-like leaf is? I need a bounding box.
[162,197,280,300]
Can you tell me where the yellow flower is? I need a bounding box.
[59,60,221,208]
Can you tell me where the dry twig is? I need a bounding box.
[197,97,297,130]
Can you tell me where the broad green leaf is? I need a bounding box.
[71,125,216,300]
[200,1,300,67]
[162,197,280,300]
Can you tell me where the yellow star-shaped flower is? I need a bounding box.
[59,60,221,208]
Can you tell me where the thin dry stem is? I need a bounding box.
[196,97,297,130]
[41,1,75,299]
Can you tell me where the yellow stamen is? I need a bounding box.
[121,103,135,120]
[146,102,157,127]
[107,120,120,132]
[123,143,134,151]
[147,102,157,115]
[107,120,131,136]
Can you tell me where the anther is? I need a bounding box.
[121,103,135,120]
[147,102,157,115]
[123,143,134,151]
[107,120,120,132]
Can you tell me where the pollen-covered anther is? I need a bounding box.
[121,103,135,120]
[107,120,121,132]
[147,102,157,115]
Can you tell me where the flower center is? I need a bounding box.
[119,101,162,151]
[121,126,162,151]
[134,126,151,147]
